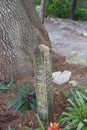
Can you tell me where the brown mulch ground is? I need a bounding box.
[0,52,87,130]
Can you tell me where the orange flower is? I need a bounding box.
[47,122,62,130]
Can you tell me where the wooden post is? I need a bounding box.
[34,44,53,123]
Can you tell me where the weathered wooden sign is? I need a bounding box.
[34,44,53,122]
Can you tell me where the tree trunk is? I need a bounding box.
[39,0,47,23]
[0,0,51,81]
[69,0,77,20]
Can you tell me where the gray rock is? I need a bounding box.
[66,51,87,66]
[83,32,87,37]
[53,21,59,25]
[52,70,72,85]
[50,18,55,22]
[75,29,87,36]
[60,24,74,31]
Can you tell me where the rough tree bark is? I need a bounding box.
[39,0,47,23]
[0,0,51,81]
[69,0,77,20]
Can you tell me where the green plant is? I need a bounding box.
[46,0,71,18]
[36,114,45,130]
[0,81,37,115]
[46,0,87,20]
[61,90,87,130]
[8,82,37,115]
[75,7,87,20]
[35,0,41,5]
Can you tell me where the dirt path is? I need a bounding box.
[45,18,87,56]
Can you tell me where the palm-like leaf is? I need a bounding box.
[8,82,37,115]
[62,90,87,130]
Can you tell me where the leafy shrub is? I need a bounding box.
[75,7,87,20]
[61,90,87,130]
[46,0,87,20]
[35,0,41,5]
[0,81,37,116]
[46,0,72,18]
[8,82,37,115]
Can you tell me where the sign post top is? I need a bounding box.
[35,44,49,53]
